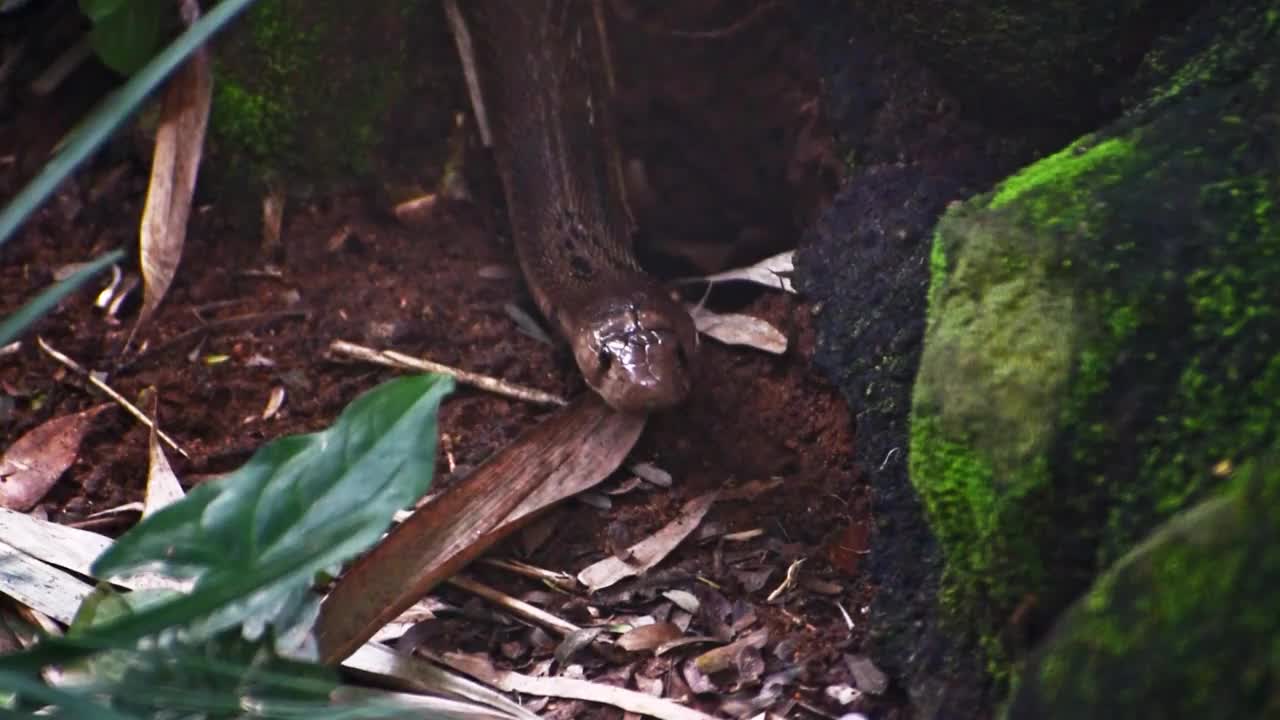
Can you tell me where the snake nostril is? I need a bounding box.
[597,349,613,372]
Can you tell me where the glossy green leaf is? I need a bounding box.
[79,0,128,23]
[95,373,453,633]
[0,248,124,347]
[86,0,172,76]
[0,0,258,251]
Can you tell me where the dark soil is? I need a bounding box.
[1,1,903,718]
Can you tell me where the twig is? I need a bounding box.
[480,557,578,590]
[117,308,307,371]
[37,337,189,458]
[330,339,567,407]
[446,575,580,636]
[444,0,492,147]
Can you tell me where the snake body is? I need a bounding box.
[462,1,696,414]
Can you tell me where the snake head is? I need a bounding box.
[572,289,697,414]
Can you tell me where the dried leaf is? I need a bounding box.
[693,628,769,675]
[687,306,787,355]
[441,652,717,720]
[317,396,645,662]
[616,622,683,653]
[630,462,672,487]
[578,491,718,592]
[0,404,110,510]
[144,394,183,517]
[676,251,795,293]
[662,589,700,614]
[130,21,211,342]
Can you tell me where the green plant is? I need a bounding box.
[0,374,455,717]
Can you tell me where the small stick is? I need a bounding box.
[480,557,578,590]
[446,574,581,636]
[37,337,189,458]
[329,339,567,407]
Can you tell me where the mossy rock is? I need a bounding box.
[845,0,1196,129]
[910,0,1280,692]
[203,0,464,203]
[1006,453,1280,718]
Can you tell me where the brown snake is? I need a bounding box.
[459,1,697,414]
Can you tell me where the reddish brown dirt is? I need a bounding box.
[1,2,902,717]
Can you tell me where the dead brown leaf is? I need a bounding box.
[316,396,645,663]
[0,404,110,510]
[616,621,683,653]
[129,2,211,345]
[578,491,718,591]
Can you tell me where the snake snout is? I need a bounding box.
[574,299,697,414]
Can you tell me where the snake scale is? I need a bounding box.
[460,0,697,414]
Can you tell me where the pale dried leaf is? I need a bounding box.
[442,652,717,720]
[578,491,718,592]
[662,589,700,614]
[0,404,110,510]
[676,250,795,293]
[144,409,184,517]
[131,32,211,341]
[616,622,683,652]
[687,306,787,355]
[342,643,539,720]
[630,462,672,487]
[262,385,286,420]
[0,507,186,591]
[0,542,95,624]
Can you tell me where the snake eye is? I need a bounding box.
[675,345,689,370]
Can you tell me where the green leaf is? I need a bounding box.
[0,375,452,673]
[78,0,128,23]
[94,374,454,637]
[0,0,259,251]
[86,0,172,76]
[0,248,124,347]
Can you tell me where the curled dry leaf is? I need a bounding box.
[577,491,718,592]
[616,621,683,653]
[662,589,700,614]
[130,19,211,344]
[0,404,110,511]
[630,461,672,488]
[143,395,183,517]
[687,305,787,355]
[675,250,796,293]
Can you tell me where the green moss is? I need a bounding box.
[910,3,1280,691]
[1007,455,1280,718]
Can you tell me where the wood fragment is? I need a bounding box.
[37,337,188,457]
[330,339,566,407]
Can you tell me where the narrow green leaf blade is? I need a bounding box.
[0,0,258,250]
[0,248,124,347]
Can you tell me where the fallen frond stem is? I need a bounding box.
[37,337,188,458]
[479,557,577,590]
[446,575,580,636]
[330,339,567,407]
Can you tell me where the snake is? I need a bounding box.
[458,0,697,414]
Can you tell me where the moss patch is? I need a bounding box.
[910,0,1280,688]
[1006,453,1280,718]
